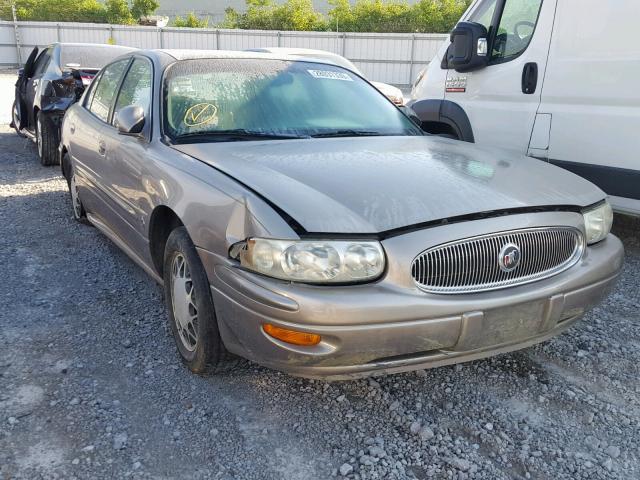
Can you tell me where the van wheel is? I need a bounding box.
[11,101,25,138]
[163,227,245,374]
[36,112,59,166]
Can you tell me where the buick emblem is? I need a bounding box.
[498,243,521,272]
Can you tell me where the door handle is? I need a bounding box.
[98,140,106,156]
[522,62,538,95]
[70,123,75,134]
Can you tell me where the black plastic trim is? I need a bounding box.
[408,99,475,142]
[547,159,640,201]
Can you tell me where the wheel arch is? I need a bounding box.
[408,99,475,143]
[148,205,185,277]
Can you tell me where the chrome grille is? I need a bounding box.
[411,227,584,294]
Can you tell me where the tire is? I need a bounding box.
[65,158,90,225]
[163,227,243,374]
[36,112,60,166]
[11,101,26,138]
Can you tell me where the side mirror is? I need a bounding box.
[399,105,422,128]
[115,105,145,136]
[447,21,489,73]
[17,68,24,77]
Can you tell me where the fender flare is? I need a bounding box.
[407,99,475,143]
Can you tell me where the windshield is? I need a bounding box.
[163,58,422,142]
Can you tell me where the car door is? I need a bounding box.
[101,56,154,259]
[74,58,131,229]
[15,47,39,130]
[25,47,53,130]
[443,0,555,154]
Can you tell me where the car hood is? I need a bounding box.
[172,136,604,234]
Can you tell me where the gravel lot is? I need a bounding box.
[1,74,639,480]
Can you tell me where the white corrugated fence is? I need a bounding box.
[0,20,448,86]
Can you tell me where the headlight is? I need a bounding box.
[583,201,613,245]
[235,238,385,284]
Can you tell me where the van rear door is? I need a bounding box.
[538,0,640,214]
[443,0,556,154]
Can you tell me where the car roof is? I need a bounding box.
[245,47,361,74]
[153,48,338,65]
[54,42,137,50]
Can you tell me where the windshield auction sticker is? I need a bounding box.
[307,69,353,81]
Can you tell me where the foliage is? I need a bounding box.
[0,0,159,24]
[173,12,209,28]
[327,0,471,33]
[1,0,469,32]
[1,0,108,23]
[220,0,325,31]
[105,0,134,25]
[131,0,161,20]
[221,0,471,33]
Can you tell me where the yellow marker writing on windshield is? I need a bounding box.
[184,103,218,127]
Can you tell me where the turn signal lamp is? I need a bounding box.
[263,324,321,346]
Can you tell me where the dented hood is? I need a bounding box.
[172,136,605,234]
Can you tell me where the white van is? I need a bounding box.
[408,0,640,216]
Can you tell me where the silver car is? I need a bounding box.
[59,50,623,380]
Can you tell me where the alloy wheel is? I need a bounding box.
[170,254,199,352]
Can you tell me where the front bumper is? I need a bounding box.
[199,213,624,380]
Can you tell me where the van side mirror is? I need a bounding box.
[115,105,145,136]
[447,22,489,73]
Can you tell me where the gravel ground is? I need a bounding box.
[1,88,640,480]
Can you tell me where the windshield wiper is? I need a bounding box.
[310,129,385,138]
[172,129,309,143]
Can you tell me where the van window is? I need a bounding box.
[492,0,543,61]
[468,0,498,30]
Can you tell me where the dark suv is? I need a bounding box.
[11,42,135,166]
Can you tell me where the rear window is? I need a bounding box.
[60,45,133,69]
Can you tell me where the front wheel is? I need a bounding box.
[66,158,90,225]
[36,112,60,166]
[163,227,242,374]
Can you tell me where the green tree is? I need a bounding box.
[2,0,108,23]
[131,0,160,20]
[173,12,209,28]
[222,0,327,31]
[105,0,134,24]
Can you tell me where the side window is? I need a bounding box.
[112,58,152,125]
[88,59,129,123]
[468,0,498,30]
[492,0,543,61]
[32,49,52,77]
[83,71,103,109]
